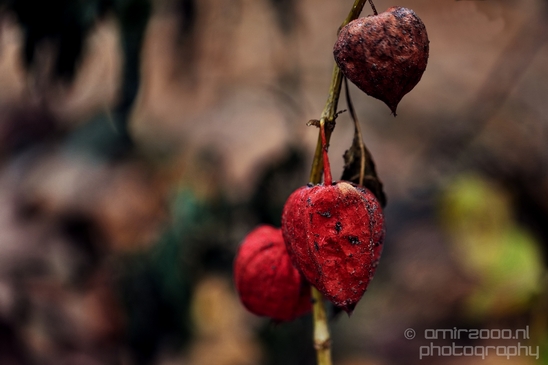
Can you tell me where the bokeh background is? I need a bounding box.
[0,0,547,364]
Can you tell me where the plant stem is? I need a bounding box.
[308,2,368,365]
[343,77,367,186]
[312,287,331,365]
[368,0,378,16]
[319,121,333,186]
[309,0,368,185]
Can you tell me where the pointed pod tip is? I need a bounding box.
[386,101,398,116]
[342,303,357,315]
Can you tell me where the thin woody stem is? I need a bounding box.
[368,0,378,16]
[344,76,367,186]
[308,1,368,365]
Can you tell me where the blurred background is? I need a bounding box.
[0,0,547,364]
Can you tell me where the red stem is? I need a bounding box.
[320,122,333,186]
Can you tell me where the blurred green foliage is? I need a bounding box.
[441,175,543,318]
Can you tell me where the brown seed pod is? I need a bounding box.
[234,225,312,321]
[333,6,429,115]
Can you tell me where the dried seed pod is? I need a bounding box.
[333,6,429,115]
[234,225,312,321]
[281,122,385,312]
[282,181,385,312]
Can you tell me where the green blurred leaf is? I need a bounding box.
[440,174,543,317]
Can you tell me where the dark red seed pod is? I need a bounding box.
[234,225,312,321]
[333,6,429,115]
[282,181,385,312]
[281,121,385,312]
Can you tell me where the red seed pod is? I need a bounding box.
[234,225,312,321]
[282,181,384,312]
[333,6,429,115]
[281,122,385,312]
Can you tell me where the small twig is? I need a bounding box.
[335,109,347,118]
[344,77,367,186]
[368,0,378,16]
